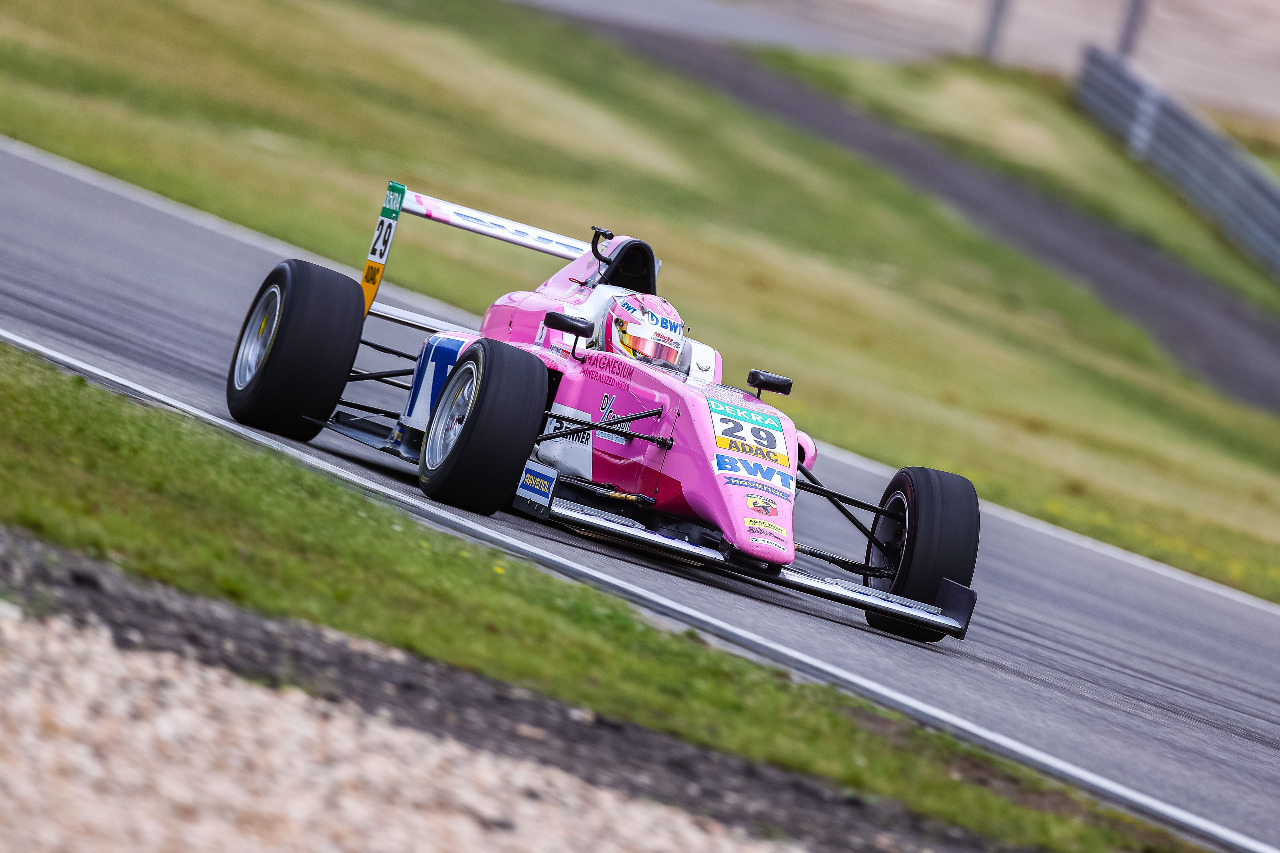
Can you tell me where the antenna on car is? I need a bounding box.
[590,226,614,263]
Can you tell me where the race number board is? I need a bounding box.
[707,399,790,468]
[360,182,405,313]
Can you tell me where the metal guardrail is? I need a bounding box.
[1075,45,1280,283]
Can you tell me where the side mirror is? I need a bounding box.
[544,312,595,362]
[747,369,792,398]
[544,312,595,340]
[796,430,817,471]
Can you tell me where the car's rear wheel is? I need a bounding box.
[226,259,364,441]
[863,467,980,643]
[419,338,548,515]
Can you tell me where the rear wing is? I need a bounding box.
[358,181,591,314]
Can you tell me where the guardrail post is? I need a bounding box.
[977,0,1012,60]
[1116,0,1150,59]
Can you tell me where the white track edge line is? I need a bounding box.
[5,131,1273,619]
[3,326,1275,853]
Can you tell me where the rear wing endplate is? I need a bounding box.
[358,181,591,314]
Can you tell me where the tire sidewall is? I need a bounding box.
[228,270,291,409]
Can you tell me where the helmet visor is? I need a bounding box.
[616,323,682,366]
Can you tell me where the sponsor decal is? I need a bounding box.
[750,536,787,551]
[652,330,681,347]
[536,405,593,479]
[647,314,683,335]
[584,352,635,388]
[359,260,384,310]
[518,467,554,502]
[706,399,784,432]
[715,436,789,467]
[745,494,778,516]
[544,416,591,447]
[715,455,795,491]
[722,477,793,502]
[513,459,558,519]
[380,183,405,220]
[745,517,787,536]
[450,210,582,255]
[596,394,625,445]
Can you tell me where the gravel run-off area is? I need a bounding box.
[0,608,798,852]
[0,525,998,853]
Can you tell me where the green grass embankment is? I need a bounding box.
[0,2,1276,603]
[0,344,1199,853]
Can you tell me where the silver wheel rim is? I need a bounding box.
[233,284,282,390]
[425,361,478,470]
[866,490,908,591]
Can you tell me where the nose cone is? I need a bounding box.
[714,452,797,564]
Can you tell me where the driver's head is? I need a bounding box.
[603,293,685,367]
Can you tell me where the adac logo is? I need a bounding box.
[716,436,789,468]
[745,494,778,517]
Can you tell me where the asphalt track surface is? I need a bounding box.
[3,140,1280,849]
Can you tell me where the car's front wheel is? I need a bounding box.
[226,259,364,441]
[863,467,980,643]
[418,339,548,515]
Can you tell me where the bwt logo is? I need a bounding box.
[715,455,795,490]
[648,315,683,335]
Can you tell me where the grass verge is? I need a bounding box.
[0,0,1277,600]
[750,50,1280,318]
[0,341,1201,853]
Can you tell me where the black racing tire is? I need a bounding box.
[418,338,549,515]
[863,467,980,643]
[226,259,364,441]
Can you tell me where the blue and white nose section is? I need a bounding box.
[386,332,476,463]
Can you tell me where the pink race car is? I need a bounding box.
[226,183,980,642]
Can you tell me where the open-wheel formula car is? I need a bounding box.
[226,182,981,642]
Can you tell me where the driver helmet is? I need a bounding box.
[603,293,685,367]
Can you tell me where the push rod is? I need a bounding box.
[795,479,902,520]
[359,339,417,360]
[348,368,414,381]
[794,542,896,579]
[336,399,401,418]
[798,466,897,563]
